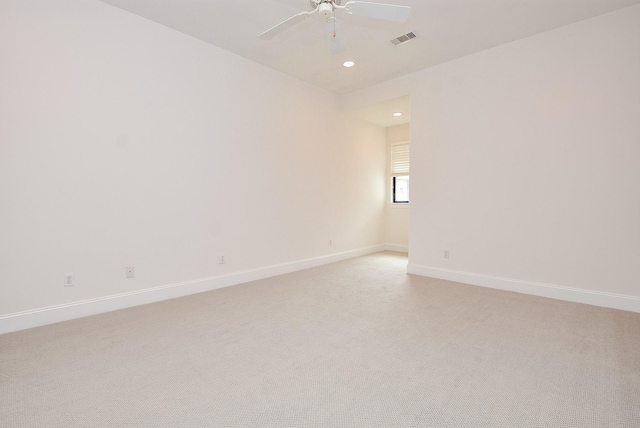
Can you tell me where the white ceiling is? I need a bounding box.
[349,95,411,128]
[99,0,639,125]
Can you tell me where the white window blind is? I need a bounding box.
[391,142,410,175]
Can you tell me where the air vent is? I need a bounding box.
[390,31,417,46]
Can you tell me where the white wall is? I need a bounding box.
[343,5,640,310]
[0,0,386,325]
[384,124,410,252]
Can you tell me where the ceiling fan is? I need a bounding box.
[258,0,411,54]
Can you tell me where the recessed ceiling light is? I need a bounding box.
[393,112,403,117]
[343,60,355,68]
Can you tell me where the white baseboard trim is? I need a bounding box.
[384,244,408,253]
[0,245,385,335]
[407,264,640,313]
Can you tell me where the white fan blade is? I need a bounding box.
[326,18,346,55]
[344,1,411,22]
[258,11,314,40]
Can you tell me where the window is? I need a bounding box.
[391,142,409,203]
[393,176,409,203]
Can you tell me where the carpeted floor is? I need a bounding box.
[1,252,639,427]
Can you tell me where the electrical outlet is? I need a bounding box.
[329,239,333,246]
[444,250,450,259]
[219,255,225,264]
[125,266,134,278]
[64,273,74,287]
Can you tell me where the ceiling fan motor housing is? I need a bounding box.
[311,0,341,7]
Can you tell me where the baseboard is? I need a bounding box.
[0,245,385,335]
[384,243,408,253]
[407,264,640,313]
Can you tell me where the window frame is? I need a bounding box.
[390,141,410,204]
[392,175,409,204]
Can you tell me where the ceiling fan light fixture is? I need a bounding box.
[343,60,355,68]
[319,2,333,17]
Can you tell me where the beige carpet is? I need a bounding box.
[1,252,639,427]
